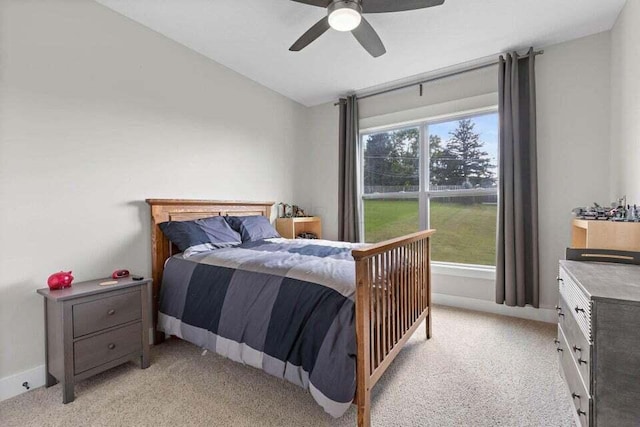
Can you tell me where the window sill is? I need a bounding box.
[432,262,496,280]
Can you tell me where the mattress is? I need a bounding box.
[157,237,368,417]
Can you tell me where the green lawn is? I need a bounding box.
[364,199,497,266]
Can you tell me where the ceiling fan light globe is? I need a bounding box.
[328,8,361,31]
[328,1,362,32]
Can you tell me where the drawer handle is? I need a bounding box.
[556,276,563,282]
[574,306,585,314]
[577,409,586,416]
[573,345,582,353]
[553,339,560,345]
[554,305,561,311]
[107,309,116,316]
[558,312,565,318]
[108,343,116,350]
[578,357,588,365]
[556,347,563,353]
[572,393,581,400]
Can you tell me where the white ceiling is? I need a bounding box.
[95,0,625,106]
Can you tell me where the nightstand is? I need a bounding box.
[276,216,322,239]
[37,277,151,403]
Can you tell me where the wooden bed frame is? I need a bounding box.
[146,199,434,427]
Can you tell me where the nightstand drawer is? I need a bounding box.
[73,290,141,337]
[74,322,142,374]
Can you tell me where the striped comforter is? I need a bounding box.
[157,238,368,417]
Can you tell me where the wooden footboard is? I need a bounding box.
[352,230,435,427]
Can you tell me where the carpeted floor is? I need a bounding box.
[0,306,573,427]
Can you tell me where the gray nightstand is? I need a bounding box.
[37,276,151,403]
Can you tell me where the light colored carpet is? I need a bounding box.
[0,306,573,427]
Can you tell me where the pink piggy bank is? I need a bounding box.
[47,271,74,290]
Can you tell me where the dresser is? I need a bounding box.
[556,260,640,426]
[37,277,151,403]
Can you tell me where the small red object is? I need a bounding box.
[112,269,130,279]
[47,271,74,290]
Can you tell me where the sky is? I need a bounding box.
[429,112,499,174]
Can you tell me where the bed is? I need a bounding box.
[146,199,434,427]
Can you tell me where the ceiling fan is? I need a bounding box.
[289,0,445,58]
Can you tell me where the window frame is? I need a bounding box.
[360,106,499,270]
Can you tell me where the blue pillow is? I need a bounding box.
[225,215,280,242]
[159,216,242,257]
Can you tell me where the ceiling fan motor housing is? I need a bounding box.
[328,0,362,15]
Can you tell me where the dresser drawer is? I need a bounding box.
[558,327,591,427]
[558,295,592,388]
[559,267,592,340]
[74,322,142,374]
[73,290,141,337]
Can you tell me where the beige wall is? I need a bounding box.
[610,0,640,202]
[536,32,612,308]
[295,102,340,240]
[0,0,306,381]
[299,31,613,311]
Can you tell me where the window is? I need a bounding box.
[361,110,498,267]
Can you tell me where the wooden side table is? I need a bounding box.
[37,276,151,403]
[276,216,322,239]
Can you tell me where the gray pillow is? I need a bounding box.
[225,215,281,242]
[159,216,242,257]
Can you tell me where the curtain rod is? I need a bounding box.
[334,49,543,105]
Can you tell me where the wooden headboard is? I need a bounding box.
[145,199,274,340]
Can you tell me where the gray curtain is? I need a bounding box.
[496,48,539,308]
[338,95,361,243]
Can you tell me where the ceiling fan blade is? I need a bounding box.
[289,17,331,51]
[351,17,386,58]
[362,0,445,14]
[289,0,332,8]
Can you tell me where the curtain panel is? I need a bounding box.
[496,48,540,308]
[338,95,361,243]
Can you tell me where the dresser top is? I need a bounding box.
[37,276,151,301]
[560,260,640,303]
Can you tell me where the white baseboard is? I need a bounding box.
[0,364,45,402]
[432,293,557,323]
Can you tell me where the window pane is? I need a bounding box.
[430,195,497,266]
[429,114,498,191]
[363,127,419,194]
[364,198,419,243]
